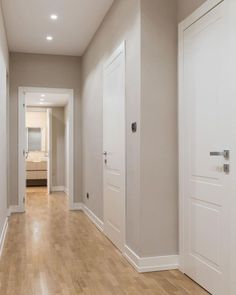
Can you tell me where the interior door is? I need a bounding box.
[103,42,125,252]
[47,108,52,194]
[182,2,231,294]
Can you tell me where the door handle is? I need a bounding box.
[210,150,229,160]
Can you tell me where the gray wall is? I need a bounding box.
[52,107,66,187]
[9,53,82,205]
[139,0,178,257]
[177,0,207,22]
[82,0,141,253]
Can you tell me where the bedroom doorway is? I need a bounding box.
[18,87,74,211]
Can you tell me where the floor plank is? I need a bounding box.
[0,187,209,295]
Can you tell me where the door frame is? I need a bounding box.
[103,41,126,253]
[18,87,74,211]
[46,108,52,195]
[178,0,225,272]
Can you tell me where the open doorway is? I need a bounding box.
[18,87,74,211]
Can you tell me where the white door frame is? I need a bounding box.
[46,108,52,195]
[18,87,74,211]
[103,41,126,253]
[178,0,226,272]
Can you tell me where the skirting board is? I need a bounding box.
[52,186,65,192]
[70,202,83,211]
[0,218,8,257]
[124,245,179,273]
[7,205,24,216]
[82,205,104,232]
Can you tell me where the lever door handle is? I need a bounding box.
[210,150,229,160]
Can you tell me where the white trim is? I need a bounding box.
[18,87,74,211]
[52,186,65,192]
[124,246,179,273]
[18,88,26,213]
[82,204,104,232]
[8,205,24,215]
[0,218,8,257]
[70,202,83,211]
[47,108,52,194]
[178,0,224,273]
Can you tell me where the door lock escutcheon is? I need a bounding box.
[223,164,230,174]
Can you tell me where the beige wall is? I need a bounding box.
[82,0,141,253]
[52,107,65,187]
[177,0,207,22]
[140,0,178,257]
[82,0,180,258]
[9,53,82,205]
[0,4,9,237]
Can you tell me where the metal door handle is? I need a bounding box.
[103,152,107,156]
[210,150,229,160]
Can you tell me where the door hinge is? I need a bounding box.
[23,197,25,203]
[23,103,25,108]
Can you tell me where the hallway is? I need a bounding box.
[0,188,207,295]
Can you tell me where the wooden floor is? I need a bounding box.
[0,187,208,295]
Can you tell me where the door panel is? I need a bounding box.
[183,2,230,294]
[103,43,125,252]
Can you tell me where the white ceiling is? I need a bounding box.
[2,0,114,56]
[25,92,70,107]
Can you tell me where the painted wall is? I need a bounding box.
[82,0,180,258]
[0,4,9,246]
[9,53,82,205]
[52,107,65,187]
[82,0,141,253]
[177,0,207,22]
[140,0,178,256]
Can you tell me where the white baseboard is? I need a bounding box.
[0,218,8,257]
[124,245,179,273]
[69,202,83,211]
[8,205,25,215]
[82,204,104,232]
[52,186,65,192]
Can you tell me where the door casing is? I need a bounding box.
[18,87,74,211]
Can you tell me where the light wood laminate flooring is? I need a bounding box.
[0,187,209,295]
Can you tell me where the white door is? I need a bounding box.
[181,1,236,294]
[47,108,52,194]
[103,42,125,251]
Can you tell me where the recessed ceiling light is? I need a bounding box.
[40,102,44,105]
[41,94,45,97]
[50,14,58,20]
[46,35,53,41]
[40,98,45,102]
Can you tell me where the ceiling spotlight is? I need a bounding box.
[40,98,45,102]
[41,94,45,97]
[46,35,53,41]
[50,14,58,20]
